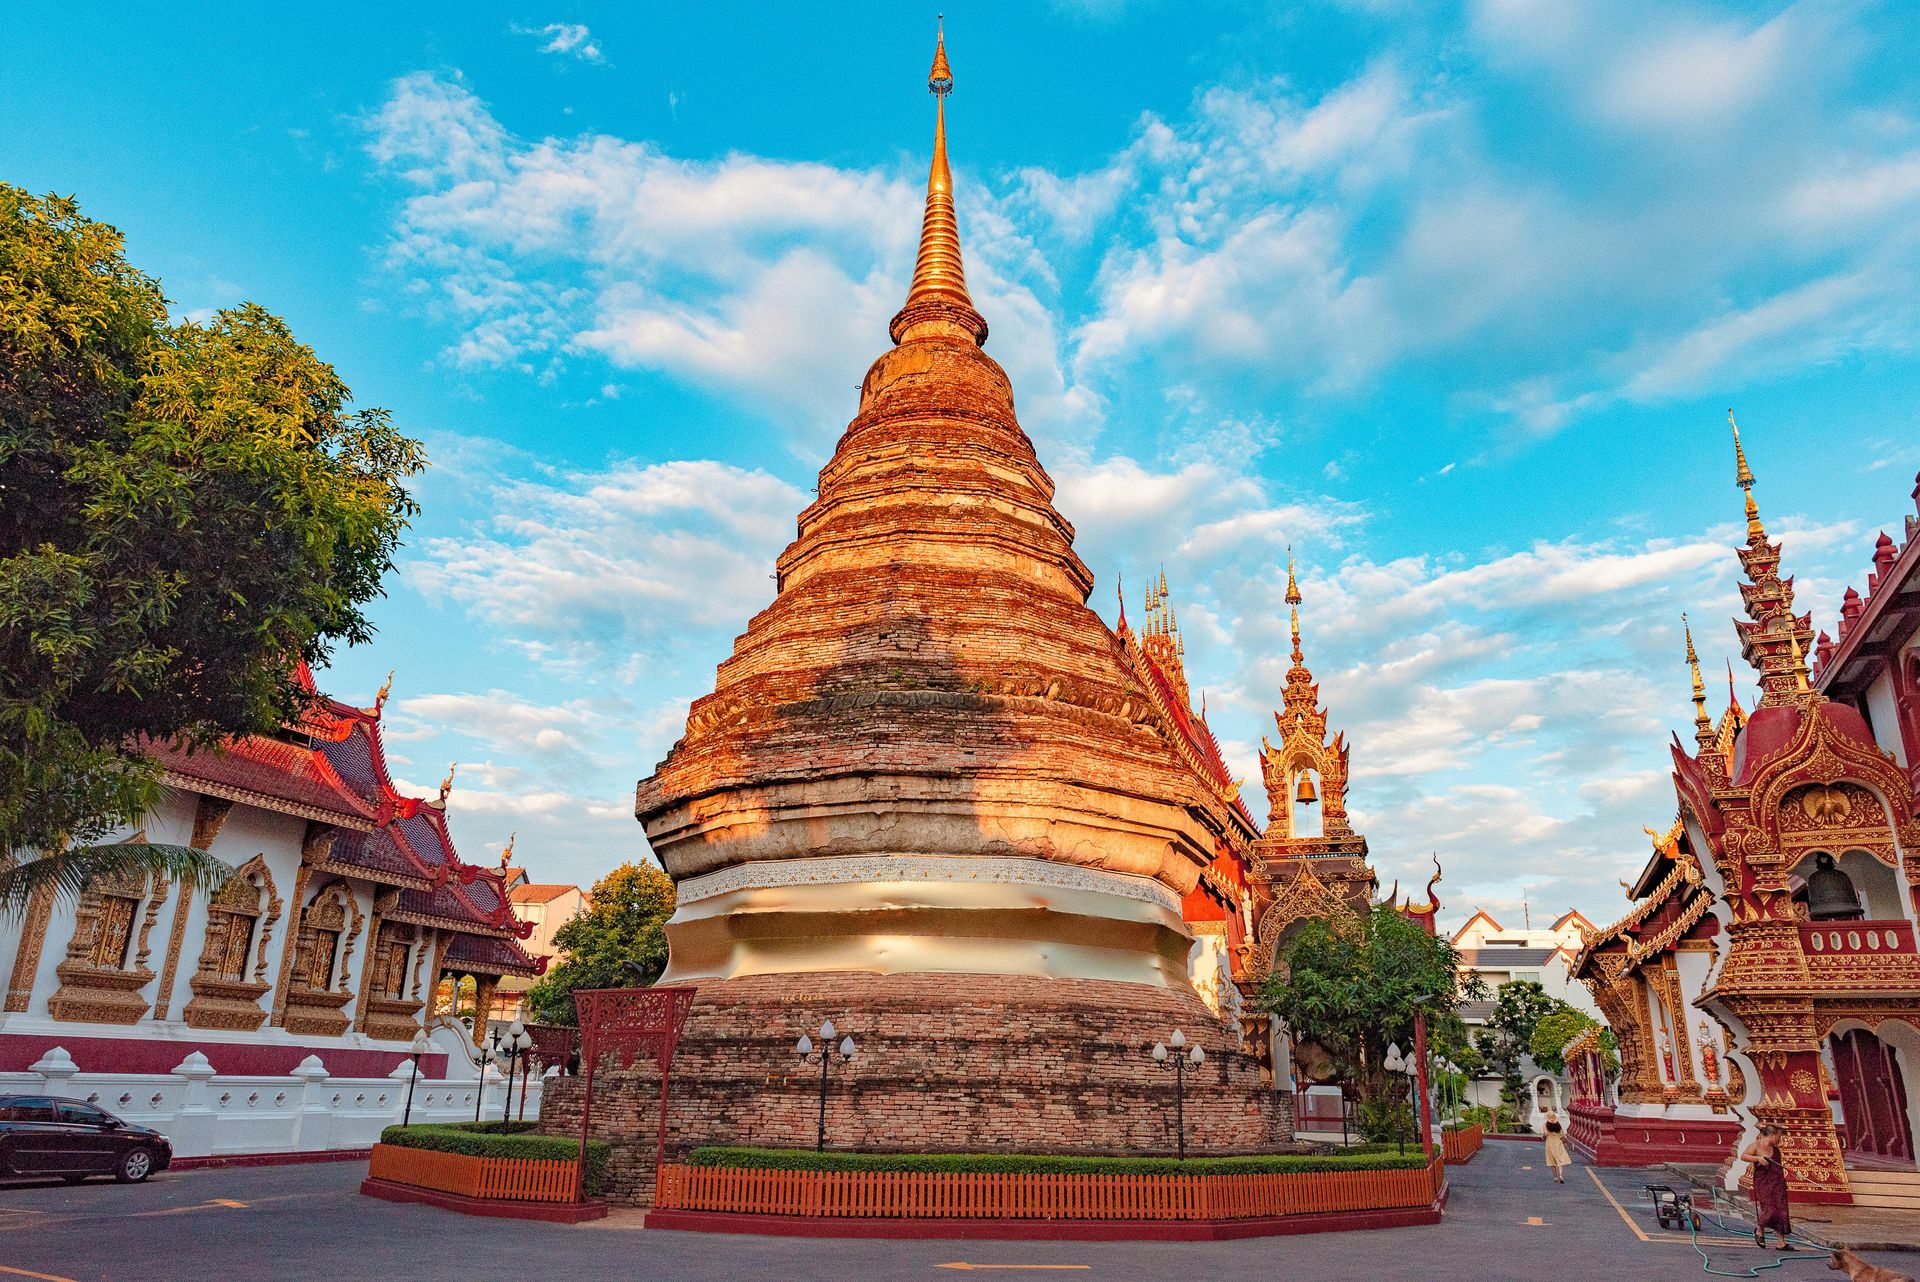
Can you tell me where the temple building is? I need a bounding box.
[0,664,544,1156]
[554,34,1378,1200]
[1571,426,1920,1207]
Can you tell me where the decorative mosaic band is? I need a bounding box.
[677,854,1183,914]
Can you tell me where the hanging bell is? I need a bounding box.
[1295,775,1319,806]
[1804,852,1862,921]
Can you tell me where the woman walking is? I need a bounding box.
[1741,1125,1795,1250]
[1542,1107,1572,1182]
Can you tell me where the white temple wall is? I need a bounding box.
[5,1044,548,1160]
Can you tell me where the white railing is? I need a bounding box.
[5,1046,552,1160]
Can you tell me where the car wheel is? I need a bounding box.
[114,1148,155,1184]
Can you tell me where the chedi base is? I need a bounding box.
[540,972,1293,1206]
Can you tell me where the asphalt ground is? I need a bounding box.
[0,1141,1908,1281]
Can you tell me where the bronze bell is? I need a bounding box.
[1295,775,1319,806]
[1805,852,1862,921]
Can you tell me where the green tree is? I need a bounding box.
[1481,980,1560,1088]
[1,185,423,907]
[1530,1006,1620,1076]
[526,863,677,1025]
[1261,904,1488,1137]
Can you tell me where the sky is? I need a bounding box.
[6,1,1920,930]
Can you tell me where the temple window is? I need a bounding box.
[372,923,413,1001]
[293,891,350,991]
[200,871,266,983]
[86,891,141,970]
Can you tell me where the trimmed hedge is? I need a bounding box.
[687,1146,1427,1176]
[379,1121,611,1196]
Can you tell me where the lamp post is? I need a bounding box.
[795,1019,855,1152]
[401,1028,432,1128]
[1384,1042,1410,1156]
[473,1023,508,1123]
[497,1021,534,1126]
[1151,1029,1206,1160]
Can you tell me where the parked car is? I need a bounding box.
[0,1096,172,1184]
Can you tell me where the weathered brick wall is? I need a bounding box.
[542,972,1296,1206]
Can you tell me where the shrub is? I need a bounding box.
[379,1122,610,1196]
[686,1147,1427,1176]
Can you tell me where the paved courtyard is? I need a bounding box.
[0,1141,1906,1282]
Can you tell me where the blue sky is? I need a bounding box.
[7,1,1919,928]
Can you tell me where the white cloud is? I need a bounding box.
[514,22,607,64]
[406,457,805,663]
[367,72,1078,442]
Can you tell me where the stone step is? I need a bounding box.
[1847,1169,1920,1188]
[1851,1190,1920,1210]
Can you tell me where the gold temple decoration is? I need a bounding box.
[1684,613,1714,750]
[1730,409,1764,538]
[890,20,987,346]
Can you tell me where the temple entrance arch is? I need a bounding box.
[1831,1022,1916,1166]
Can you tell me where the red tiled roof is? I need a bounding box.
[149,735,376,826]
[446,932,543,977]
[510,884,579,905]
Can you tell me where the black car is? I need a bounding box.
[0,1096,172,1183]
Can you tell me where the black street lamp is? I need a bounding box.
[495,1021,534,1126]
[1151,1029,1206,1160]
[1383,1041,1420,1156]
[795,1019,856,1153]
[401,1028,432,1128]
[473,1023,509,1123]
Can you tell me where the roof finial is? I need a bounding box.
[1683,613,1713,746]
[437,762,457,807]
[890,18,984,346]
[374,669,395,714]
[1729,409,1764,538]
[499,831,516,872]
[1115,572,1127,631]
[1286,548,1305,666]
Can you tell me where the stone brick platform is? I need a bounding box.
[541,972,1291,1206]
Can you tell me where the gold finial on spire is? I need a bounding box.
[1684,613,1712,741]
[438,762,457,806]
[1286,548,1305,665]
[374,668,395,713]
[890,18,984,345]
[929,14,952,93]
[499,831,516,872]
[1729,409,1764,538]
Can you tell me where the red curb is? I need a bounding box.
[359,1177,609,1223]
[174,1149,371,1171]
[641,1199,1444,1241]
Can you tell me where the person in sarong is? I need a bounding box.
[1541,1107,1572,1183]
[1739,1125,1795,1250]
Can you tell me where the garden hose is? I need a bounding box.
[1679,1199,1832,1278]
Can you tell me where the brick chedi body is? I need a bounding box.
[555,34,1293,1202]
[639,38,1246,991]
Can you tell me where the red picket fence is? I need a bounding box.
[369,1143,576,1203]
[654,1160,1444,1222]
[1441,1124,1484,1164]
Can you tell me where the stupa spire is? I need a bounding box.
[890,19,988,347]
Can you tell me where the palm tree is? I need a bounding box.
[2,841,231,917]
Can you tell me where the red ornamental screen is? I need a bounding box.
[571,986,698,1201]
